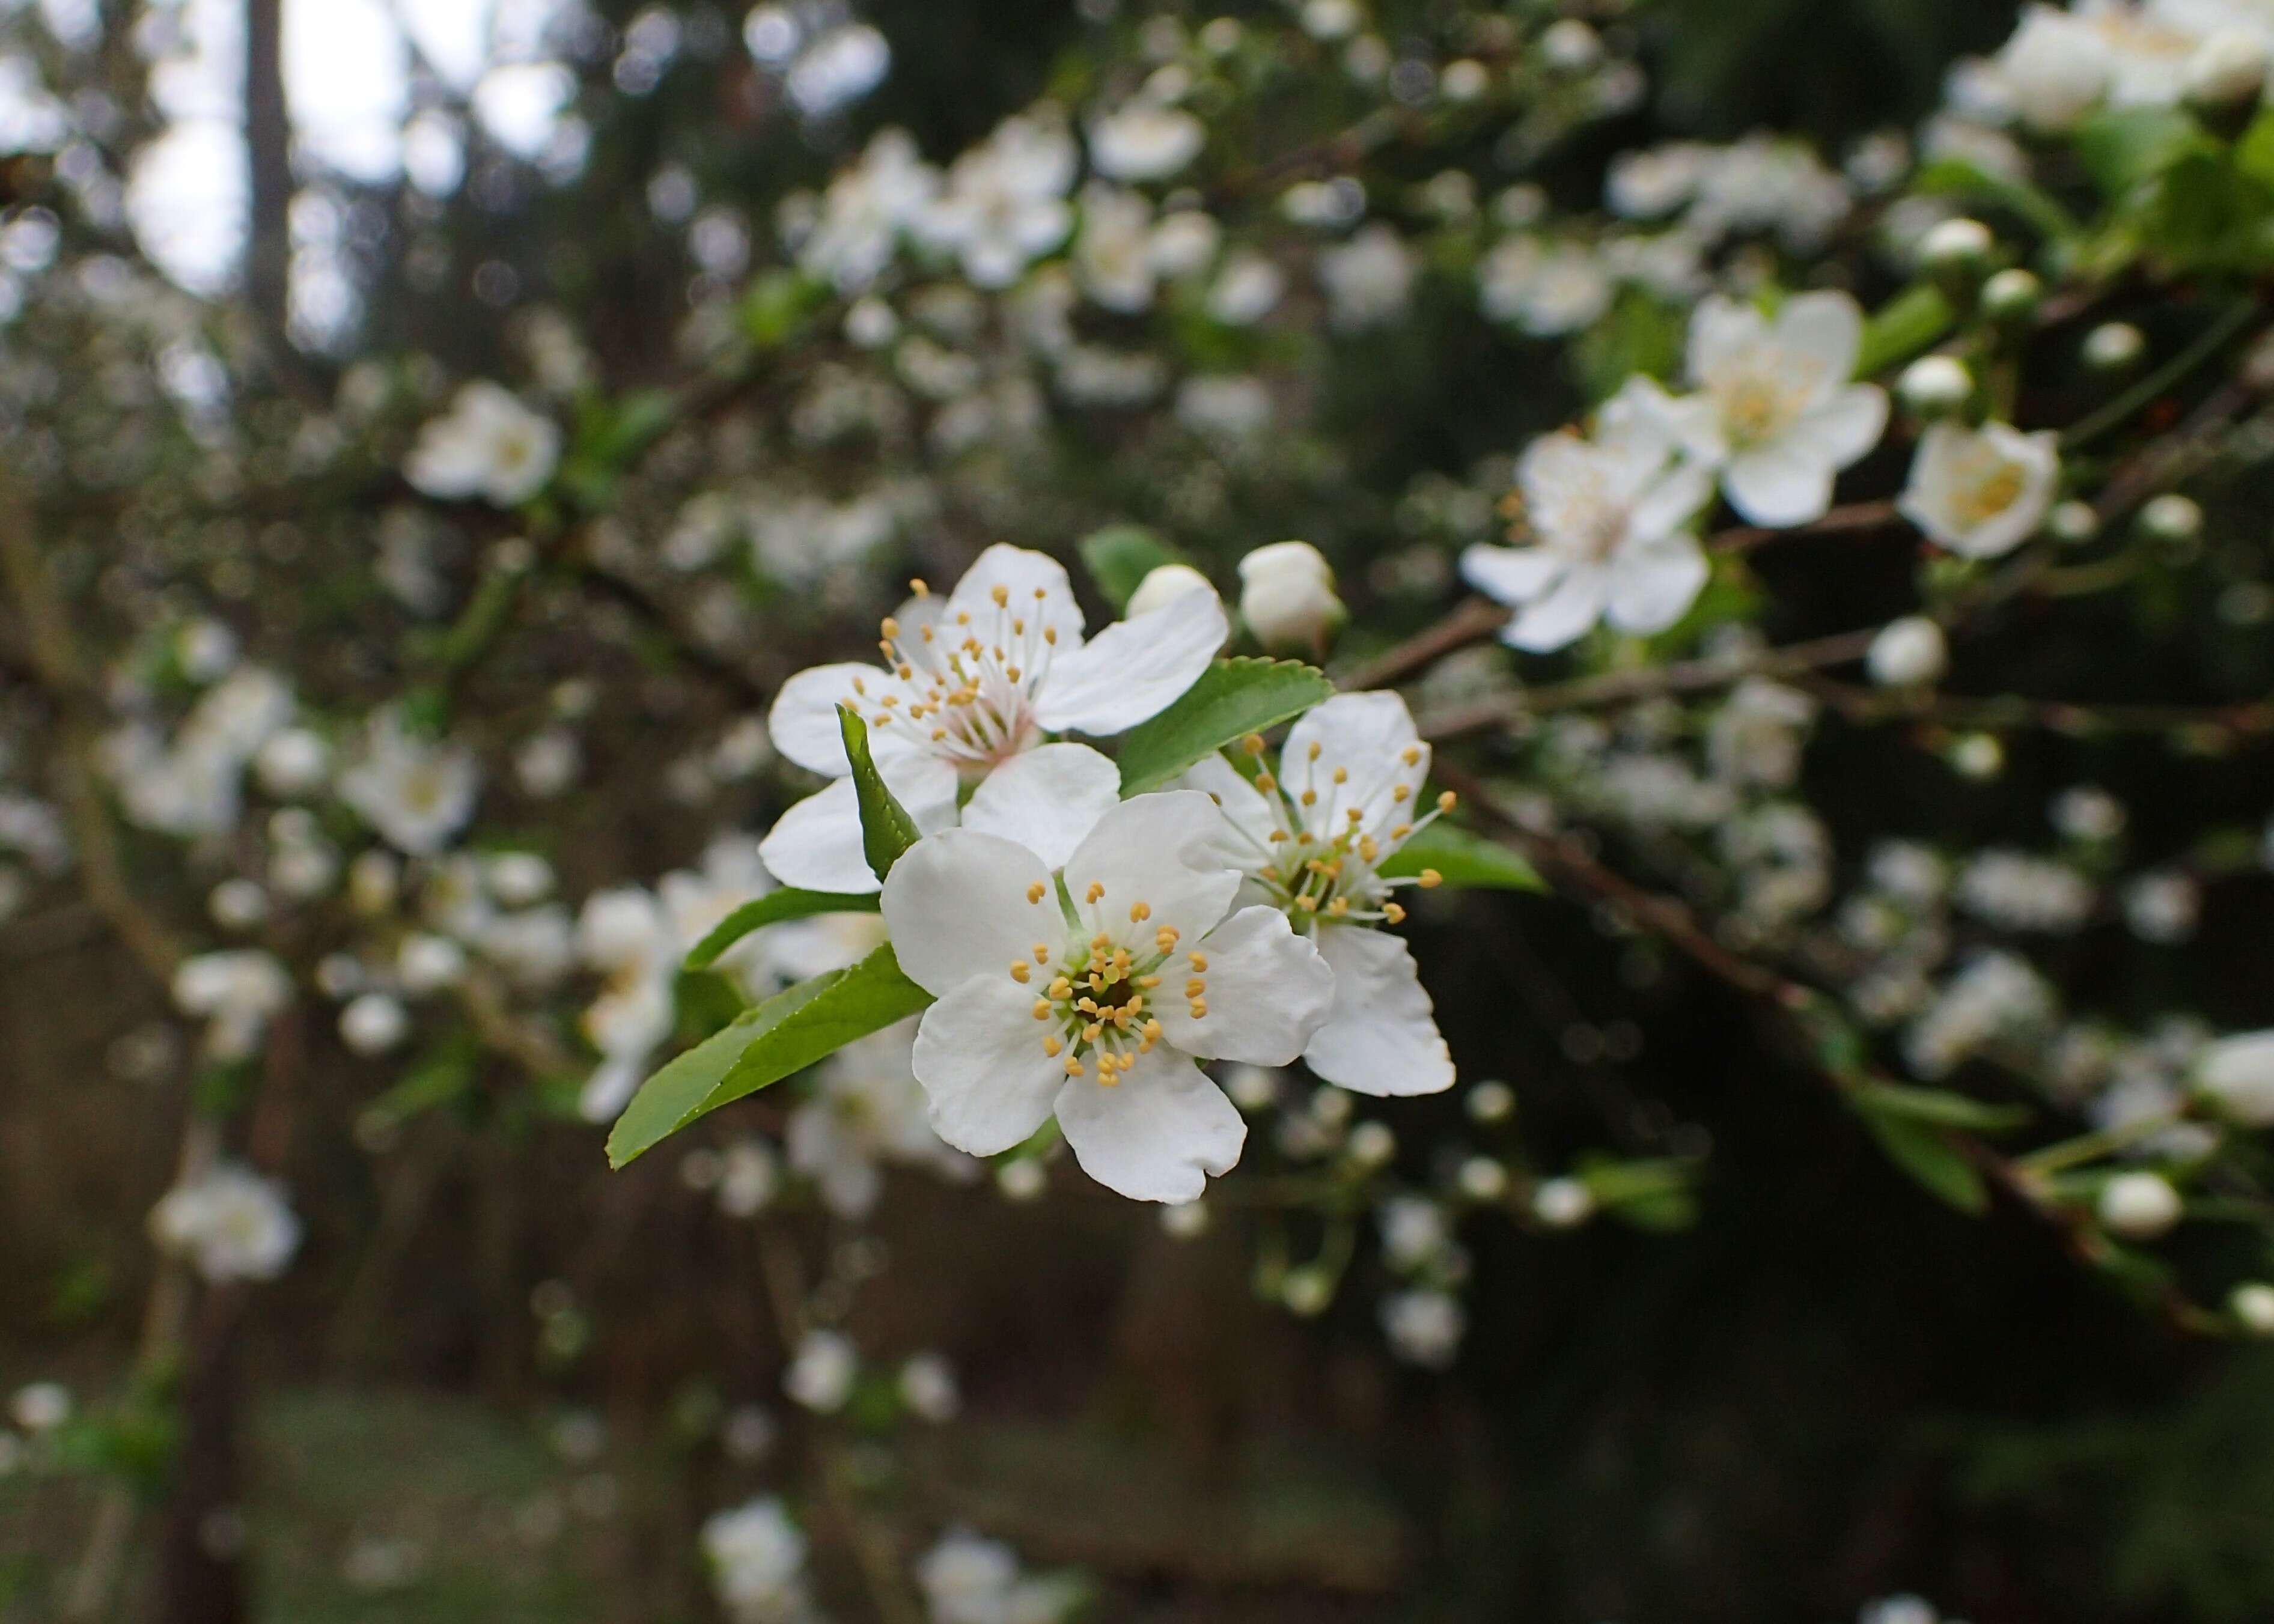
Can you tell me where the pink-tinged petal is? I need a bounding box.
[759,759,959,896]
[1723,441,1837,528]
[960,743,1123,871]
[1504,563,1610,652]
[1460,543,1564,606]
[1033,591,1227,735]
[1153,905,1334,1065]
[1061,791,1241,946]
[879,829,1060,998]
[1281,692,1428,839]
[1053,1047,1245,1203]
[1303,926,1454,1096]
[1604,535,1710,636]
[769,662,891,777]
[909,978,1068,1155]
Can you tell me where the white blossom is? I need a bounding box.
[918,111,1077,288]
[799,128,937,293]
[149,1162,301,1283]
[403,382,559,506]
[1087,100,1205,181]
[703,1497,815,1624]
[1897,419,2060,559]
[338,711,480,857]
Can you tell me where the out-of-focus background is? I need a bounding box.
[11,0,2274,1620]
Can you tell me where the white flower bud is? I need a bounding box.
[2098,1171,2182,1240]
[2196,1030,2274,1125]
[2082,321,2145,371]
[1237,540,1345,655]
[10,1382,71,1433]
[1160,1199,1211,1239]
[898,1352,960,1423]
[784,1329,856,1413]
[1281,1266,1335,1316]
[340,992,410,1056]
[1532,1176,1595,1229]
[1458,1155,1508,1202]
[1949,732,2004,780]
[1867,615,1949,687]
[1346,1120,1397,1167]
[2186,28,2269,112]
[1126,562,1221,619]
[1981,267,2041,323]
[2137,493,2203,544]
[2047,499,2099,546]
[209,878,270,932]
[1465,1079,1515,1124]
[397,932,469,994]
[996,1159,1047,1202]
[255,728,331,798]
[1918,217,1993,275]
[1996,7,2108,132]
[1897,355,1973,418]
[1539,19,1602,73]
[2231,1281,2274,1334]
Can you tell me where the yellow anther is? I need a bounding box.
[1438,790,1457,812]
[910,577,930,596]
[1393,785,1412,803]
[1129,901,1151,922]
[1332,766,1348,784]
[1401,746,1422,766]
[1033,1000,1052,1020]
[1137,974,1161,988]
[1033,943,1050,963]
[991,584,1010,607]
[1155,925,1180,950]
[1187,1000,1208,1019]
[1327,896,1350,916]
[1419,869,1443,889]
[1049,976,1072,999]
[1083,1022,1103,1043]
[1032,586,1046,600]
[1026,882,1046,904]
[1391,823,1412,839]
[1189,952,1209,972]
[881,616,901,638]
[1307,741,1322,761]
[1065,1056,1084,1077]
[1185,978,1207,999]
[1144,1018,1163,1041]
[1346,807,1364,824]
[1006,666,1021,683]
[1359,836,1379,861]
[1076,997,1099,1014]
[1300,789,1318,806]
[1267,830,1288,844]
[1043,627,1058,645]
[1254,773,1277,792]
[1086,881,1105,904]
[932,728,950,741]
[1043,1036,1062,1056]
[1114,1007,1134,1030]
[1384,902,1406,924]
[851,675,867,695]
[1296,894,1318,911]
[1010,961,1031,983]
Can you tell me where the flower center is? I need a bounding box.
[1950,453,2026,529]
[1216,736,1452,925]
[1007,883,1198,1086]
[1715,373,1802,448]
[853,578,1062,777]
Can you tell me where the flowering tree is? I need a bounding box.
[7,0,2274,1616]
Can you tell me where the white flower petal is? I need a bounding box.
[1180,752,1281,871]
[1603,536,1709,636]
[879,829,1060,997]
[760,759,959,896]
[578,1050,651,1123]
[1460,543,1564,606]
[1686,294,1765,381]
[1303,926,1454,1096]
[1032,592,1227,735]
[1154,904,1334,1064]
[960,743,1124,871]
[1281,692,1428,838]
[1626,458,1715,543]
[1773,290,1865,386]
[1504,562,1610,652]
[1053,1047,1245,1202]
[1724,440,1838,528]
[768,662,892,777]
[1061,791,1241,946]
[909,977,1069,1154]
[943,544,1087,651]
[1792,383,1889,469]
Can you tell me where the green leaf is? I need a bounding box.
[741,269,829,348]
[607,945,933,1167]
[839,705,922,883]
[1376,822,1544,892]
[2076,106,2211,199]
[1858,1109,1989,1215]
[1854,1080,2032,1134]
[1115,658,1334,794]
[684,889,883,971]
[1854,284,1953,379]
[1080,525,1193,610]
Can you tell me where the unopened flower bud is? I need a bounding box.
[1465,1079,1515,1124]
[2047,499,2099,546]
[996,1159,1047,1202]
[1237,540,1346,656]
[1457,1155,1508,1201]
[2231,1280,2274,1334]
[1346,1120,1397,1167]
[1981,267,2041,324]
[1867,615,1948,687]
[1532,1176,1595,1229]
[1126,562,1221,619]
[1918,217,1994,293]
[1160,1200,1211,1239]
[2195,1030,2274,1125]
[2186,28,2269,119]
[2099,1170,2182,1240]
[340,992,410,1056]
[1949,732,2004,780]
[2082,321,2145,372]
[1281,1265,1334,1316]
[2137,492,2203,545]
[1897,354,1973,418]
